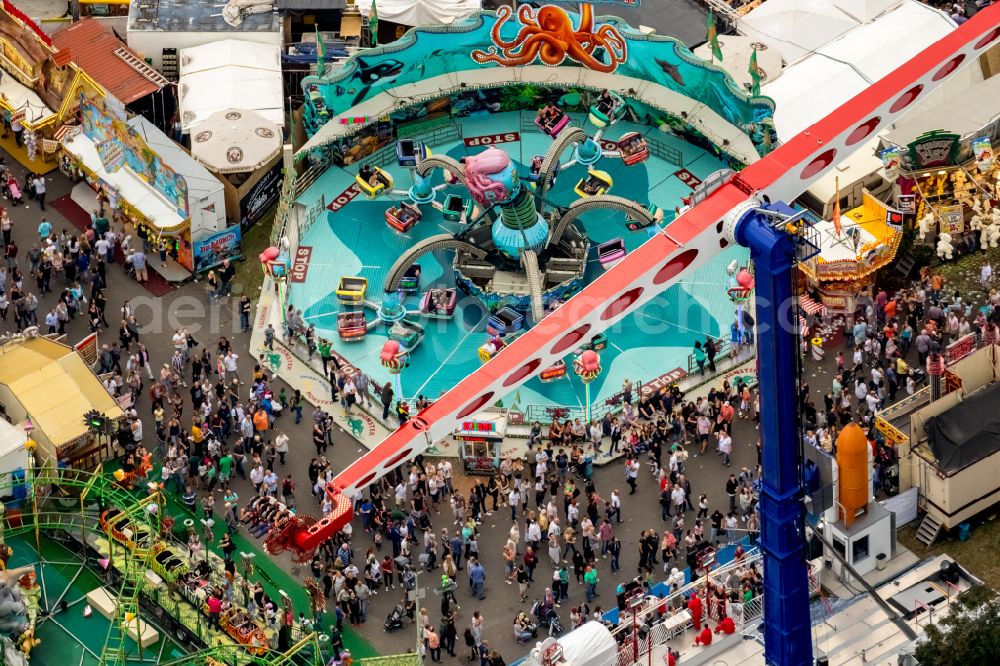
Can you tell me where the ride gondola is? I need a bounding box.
[385,203,422,233]
[337,311,369,341]
[420,288,457,318]
[389,320,425,351]
[534,104,570,138]
[487,307,524,336]
[399,264,421,292]
[617,132,649,166]
[574,170,613,198]
[335,276,368,303]
[395,139,428,168]
[588,90,624,128]
[597,238,627,270]
[356,165,394,198]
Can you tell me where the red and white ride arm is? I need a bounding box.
[289,8,1000,554]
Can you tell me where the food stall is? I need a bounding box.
[454,416,506,475]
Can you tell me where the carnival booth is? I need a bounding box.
[798,190,902,314]
[61,101,227,276]
[0,336,124,469]
[453,416,505,475]
[0,4,95,170]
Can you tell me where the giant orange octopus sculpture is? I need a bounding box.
[471,3,627,73]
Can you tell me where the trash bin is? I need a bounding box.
[959,522,971,542]
[876,553,887,571]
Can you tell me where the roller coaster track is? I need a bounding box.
[415,154,467,186]
[536,127,588,207]
[100,494,159,666]
[383,234,488,292]
[0,467,158,666]
[158,632,326,666]
[521,249,545,325]
[0,467,323,666]
[549,195,657,245]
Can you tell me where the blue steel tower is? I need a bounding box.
[735,202,814,664]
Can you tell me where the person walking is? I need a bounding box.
[583,565,599,602]
[468,559,486,600]
[32,175,45,210]
[380,381,394,421]
[625,457,639,494]
[425,625,442,662]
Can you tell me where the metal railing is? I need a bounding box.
[522,378,644,425]
[686,337,730,376]
[646,135,684,167]
[270,169,298,247]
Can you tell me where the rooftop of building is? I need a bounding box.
[127,0,279,34]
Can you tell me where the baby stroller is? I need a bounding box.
[384,603,407,632]
[5,176,22,206]
[531,600,564,636]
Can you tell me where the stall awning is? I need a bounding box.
[0,74,55,127]
[61,131,187,233]
[178,40,283,132]
[0,336,123,448]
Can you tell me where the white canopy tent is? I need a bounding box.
[692,35,784,92]
[884,75,1000,147]
[527,624,617,666]
[762,56,870,141]
[738,0,861,64]
[760,0,967,141]
[829,0,902,23]
[358,0,481,27]
[178,39,284,132]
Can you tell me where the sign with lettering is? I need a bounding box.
[289,246,313,283]
[462,421,495,432]
[326,183,362,213]
[973,136,994,172]
[907,130,960,169]
[640,367,687,396]
[896,194,915,214]
[939,204,964,235]
[192,225,241,272]
[96,137,125,173]
[674,169,702,188]
[464,132,519,147]
[240,160,283,230]
[945,333,976,364]
[816,259,859,277]
[881,146,902,179]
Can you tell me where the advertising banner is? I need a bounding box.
[193,225,242,273]
[972,136,994,172]
[881,146,902,180]
[240,161,283,230]
[939,204,964,235]
[907,130,960,169]
[96,136,125,173]
[896,194,915,214]
[79,92,189,218]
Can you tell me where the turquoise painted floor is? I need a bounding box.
[293,112,749,408]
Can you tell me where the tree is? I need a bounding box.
[914,585,1000,665]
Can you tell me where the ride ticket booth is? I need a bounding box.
[454,417,506,475]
